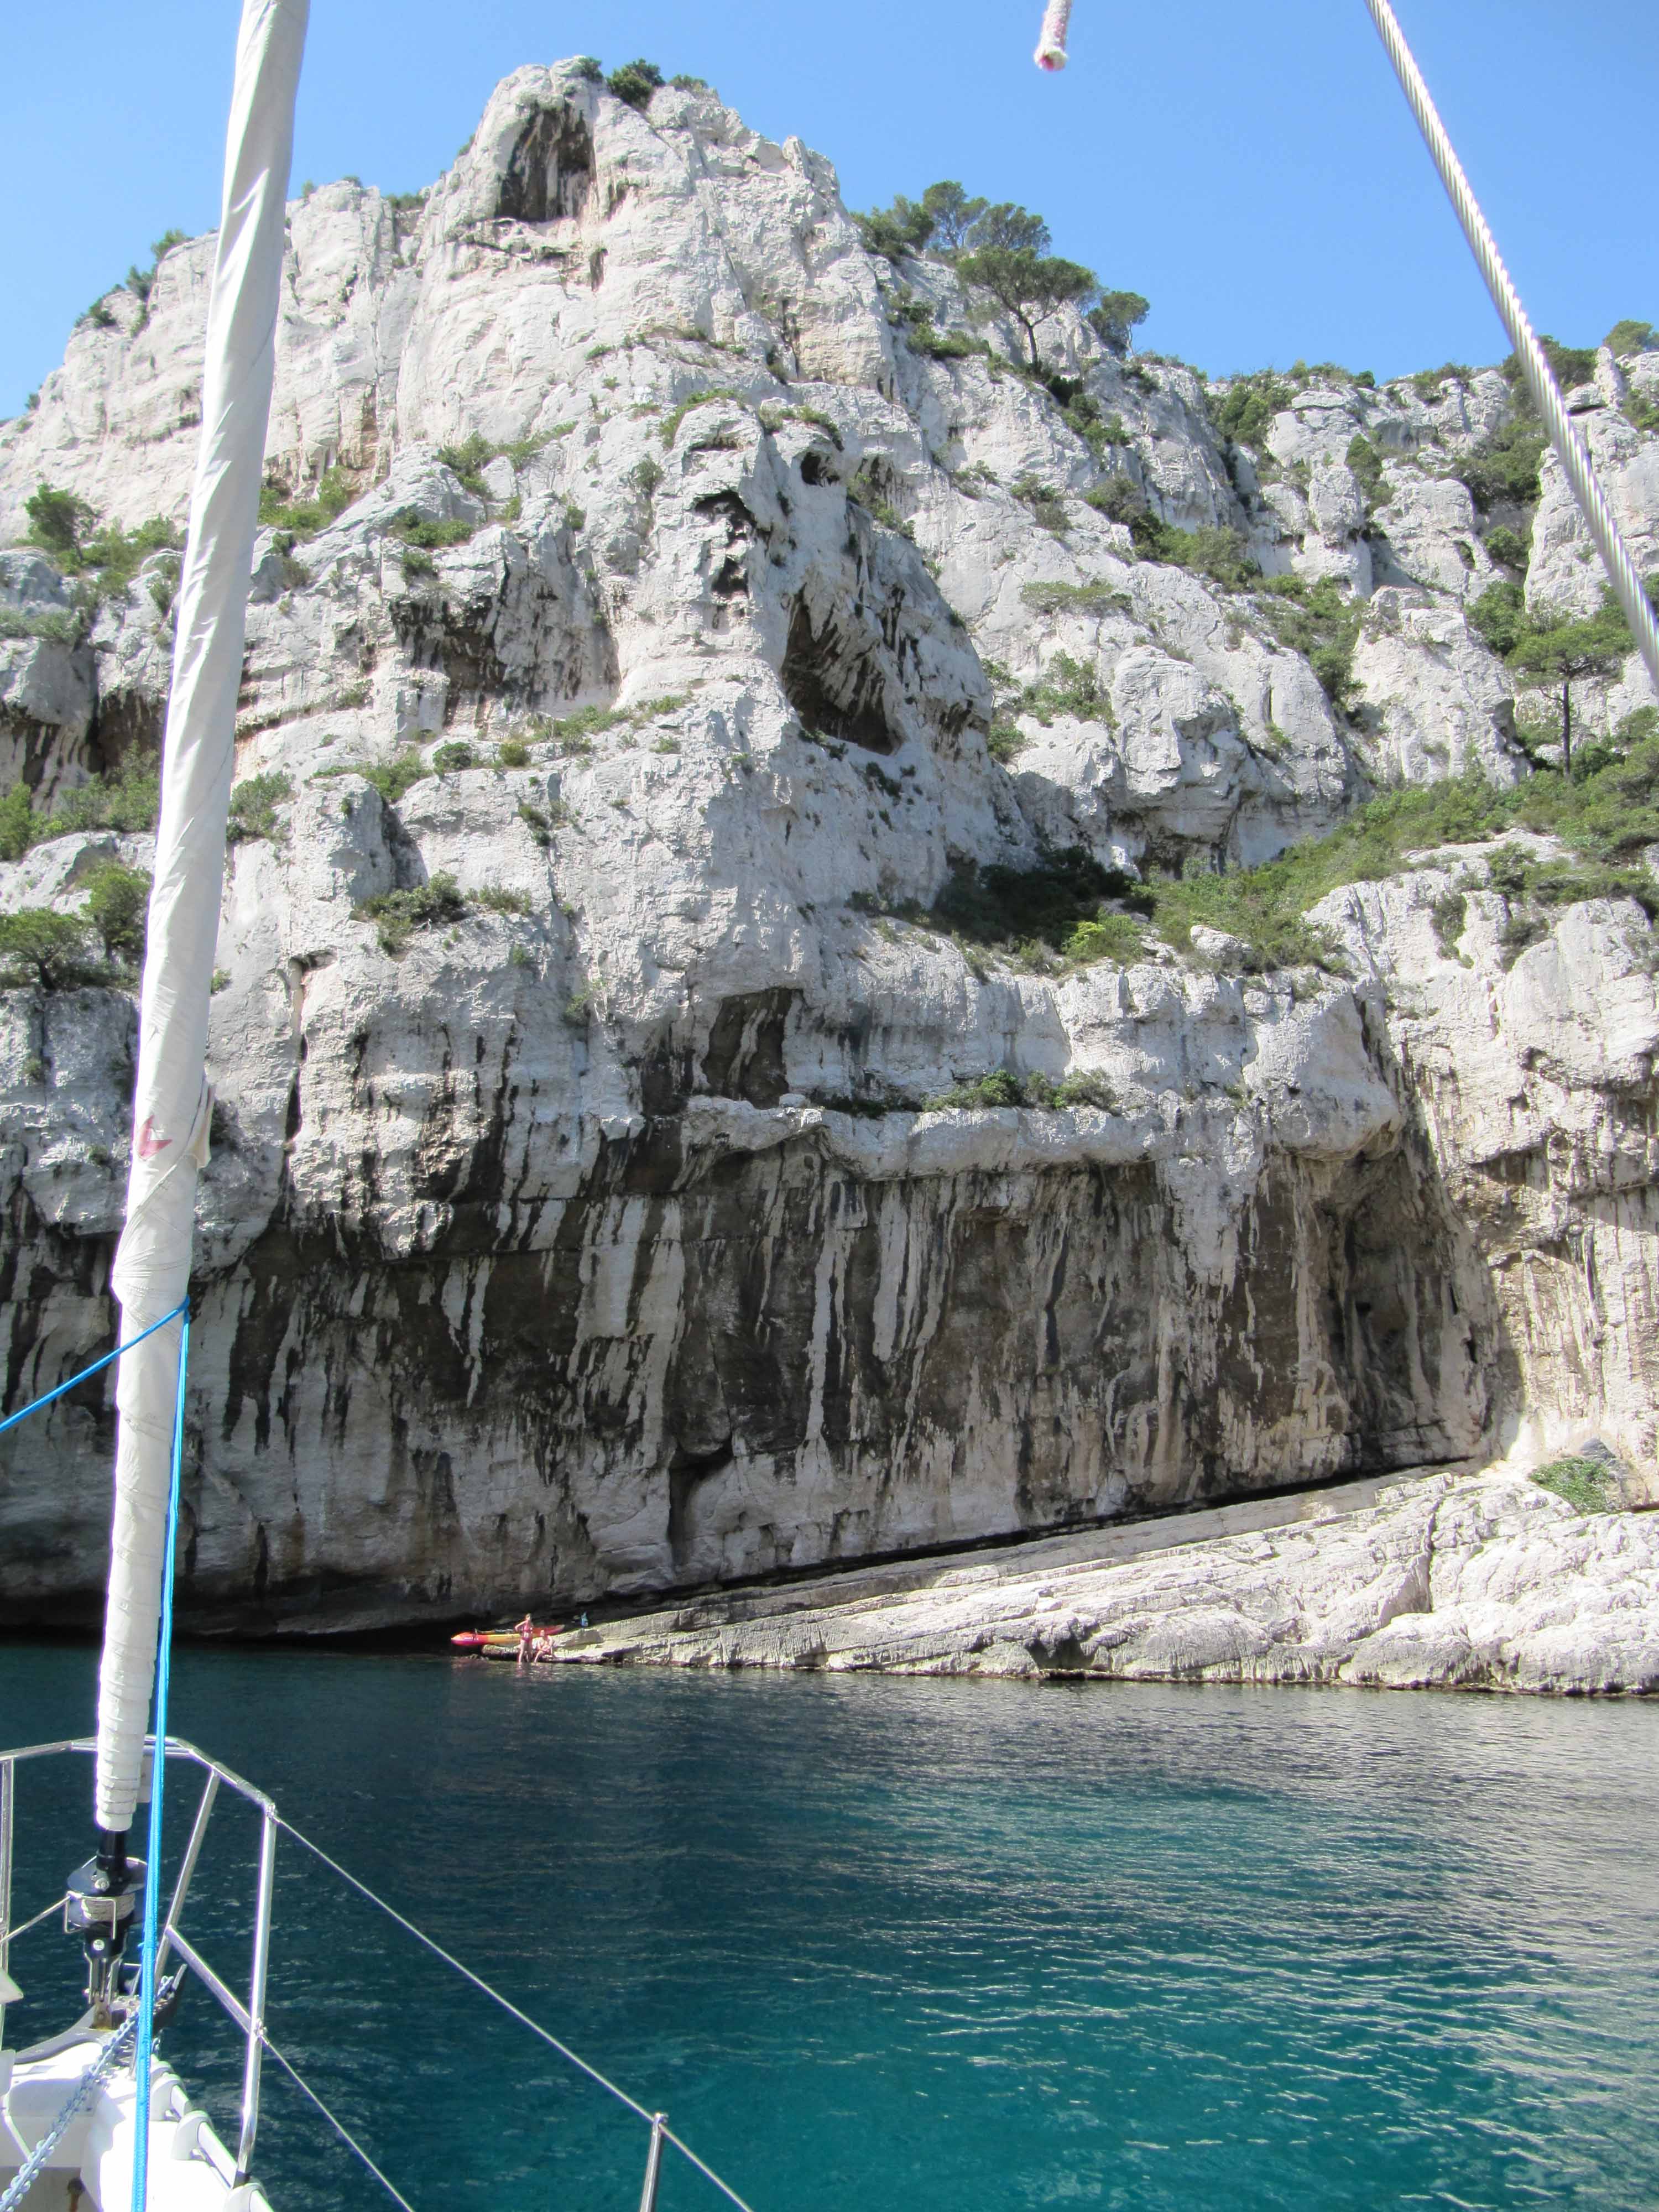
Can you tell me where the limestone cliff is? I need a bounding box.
[2,63,1656,1629]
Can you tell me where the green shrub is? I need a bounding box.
[497,738,530,768]
[1063,913,1146,964]
[911,322,989,365]
[1252,575,1361,709]
[1015,650,1114,728]
[1483,524,1530,572]
[1346,434,1388,513]
[932,848,1142,952]
[126,229,187,318]
[0,606,84,645]
[1531,1457,1619,1514]
[359,754,429,807]
[1020,580,1133,617]
[258,466,355,540]
[986,722,1027,764]
[353,871,468,954]
[1065,399,1130,457]
[391,514,475,552]
[1566,740,1622,786]
[24,487,182,599]
[854,196,935,262]
[1407,362,1473,403]
[761,403,843,449]
[0,909,98,988]
[82,862,150,963]
[269,533,311,592]
[1053,1068,1116,1109]
[8,749,164,852]
[1120,742,1659,978]
[1078,472,1260,589]
[1084,476,1145,526]
[1509,338,1598,394]
[475,885,530,915]
[848,463,909,533]
[1010,476,1069,534]
[659,387,743,447]
[0,785,35,861]
[925,1070,1024,1112]
[1454,421,1547,510]
[1605,319,1658,359]
[1431,888,1468,961]
[607,59,664,111]
[1208,372,1292,457]
[922,1065,1123,1112]
[1150,872,1338,973]
[226,770,291,845]
[431,741,475,774]
[1468,578,1528,657]
[1140,518,1259,589]
[548,704,627,752]
[570,56,603,82]
[436,433,494,496]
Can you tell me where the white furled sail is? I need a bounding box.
[1034,0,1072,70]
[95,0,310,1838]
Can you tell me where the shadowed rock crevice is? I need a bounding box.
[781,596,901,754]
[496,103,594,225]
[701,989,796,1105]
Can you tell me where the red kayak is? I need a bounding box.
[450,1625,562,1650]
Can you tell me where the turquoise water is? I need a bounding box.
[3,1645,1657,2212]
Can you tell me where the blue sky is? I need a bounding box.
[2,0,1653,420]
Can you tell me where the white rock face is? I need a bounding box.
[1,64,1658,1630]
[546,1468,1659,1697]
[1350,593,1521,786]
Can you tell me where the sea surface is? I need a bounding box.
[2,1643,1657,2212]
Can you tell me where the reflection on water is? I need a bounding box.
[3,1645,1657,2211]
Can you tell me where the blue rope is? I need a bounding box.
[0,1301,190,1438]
[132,1302,190,2212]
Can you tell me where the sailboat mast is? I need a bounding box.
[94,0,309,1846]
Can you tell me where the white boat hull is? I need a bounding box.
[1,2037,270,2212]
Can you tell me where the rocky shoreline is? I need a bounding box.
[542,1464,1659,1694]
